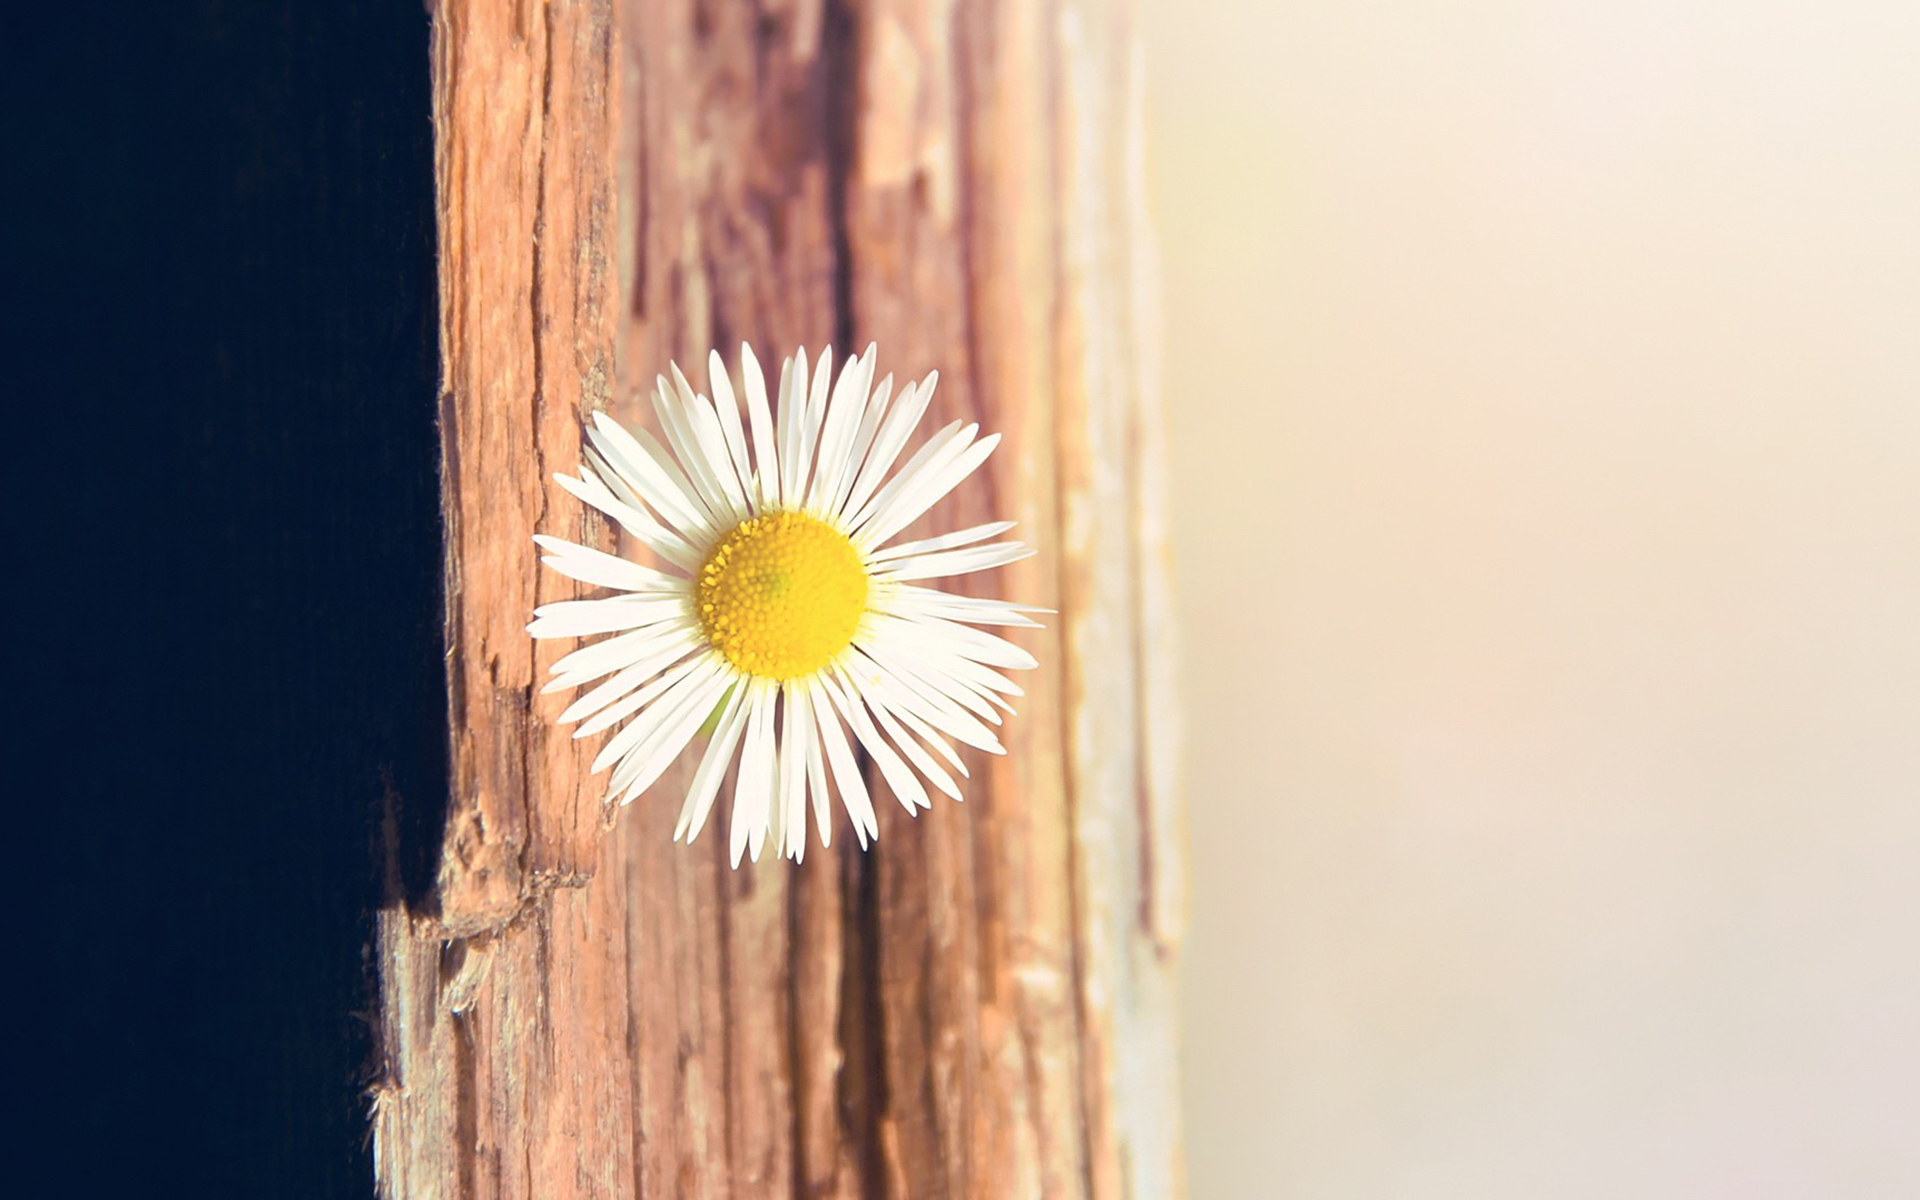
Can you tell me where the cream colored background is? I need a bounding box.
[1145,2,1920,1196]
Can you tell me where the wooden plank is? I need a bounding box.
[430,0,621,935]
[374,1,1183,1195]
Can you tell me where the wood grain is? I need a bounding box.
[374,0,1183,1195]
[428,0,621,935]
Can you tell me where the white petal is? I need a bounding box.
[875,541,1034,582]
[669,363,752,518]
[609,664,737,805]
[884,600,1043,630]
[884,584,1052,623]
[799,682,834,849]
[526,593,691,639]
[822,667,930,813]
[706,350,757,511]
[556,625,698,721]
[892,646,1020,716]
[778,348,809,509]
[672,364,747,504]
[874,630,1028,705]
[807,345,834,430]
[886,585,1046,612]
[532,534,686,594]
[826,371,894,519]
[809,680,877,847]
[553,472,703,572]
[577,651,710,746]
[867,520,1015,563]
[846,420,972,536]
[857,432,1003,551]
[633,419,724,530]
[741,344,781,509]
[586,414,708,537]
[650,376,735,527]
[676,682,751,843]
[838,373,935,523]
[581,654,709,756]
[807,345,876,514]
[731,682,779,866]
[593,653,725,773]
[848,646,1007,753]
[866,635,1021,722]
[871,610,1039,672]
[543,621,700,690]
[791,345,832,509]
[886,697,969,778]
[605,664,725,793]
[557,629,704,725]
[869,695,962,801]
[582,445,652,517]
[778,683,810,861]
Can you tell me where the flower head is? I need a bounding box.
[529,345,1043,864]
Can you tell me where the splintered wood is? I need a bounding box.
[374,1,1184,1196]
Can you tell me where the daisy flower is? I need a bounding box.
[528,345,1043,865]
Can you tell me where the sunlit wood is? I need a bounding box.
[373,1,1182,1194]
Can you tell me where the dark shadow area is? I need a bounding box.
[11,3,445,1194]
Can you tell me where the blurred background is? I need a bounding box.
[1146,1,1920,1196]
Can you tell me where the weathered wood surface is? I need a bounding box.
[374,0,1183,1195]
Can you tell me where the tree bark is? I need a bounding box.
[373,1,1182,1196]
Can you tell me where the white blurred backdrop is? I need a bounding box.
[1145,2,1920,1196]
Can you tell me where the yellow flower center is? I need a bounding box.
[696,511,869,680]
